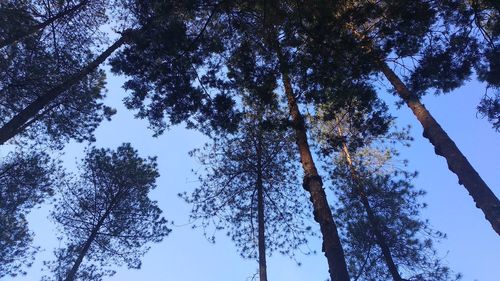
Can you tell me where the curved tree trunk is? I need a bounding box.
[272,39,350,281]
[380,63,500,235]
[0,34,129,145]
[0,0,90,49]
[336,124,403,281]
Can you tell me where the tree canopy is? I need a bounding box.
[0,1,498,280]
[0,150,60,278]
[43,143,170,281]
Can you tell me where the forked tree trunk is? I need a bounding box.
[272,39,350,281]
[380,63,500,235]
[0,34,129,145]
[0,0,90,49]
[336,124,403,281]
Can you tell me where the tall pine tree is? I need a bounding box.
[43,144,170,281]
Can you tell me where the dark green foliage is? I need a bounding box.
[416,0,499,130]
[181,107,314,261]
[0,42,113,146]
[0,0,114,147]
[43,144,170,281]
[0,1,491,278]
[110,0,237,135]
[0,1,108,48]
[477,91,500,131]
[289,0,497,128]
[408,32,479,96]
[0,1,37,43]
[0,150,60,278]
[467,0,499,87]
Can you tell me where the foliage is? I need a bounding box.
[181,105,315,261]
[312,107,459,280]
[477,91,500,131]
[109,0,239,136]
[0,0,494,279]
[331,152,456,281]
[0,0,115,147]
[0,150,60,278]
[43,144,170,281]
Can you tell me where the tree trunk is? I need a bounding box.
[0,34,129,145]
[336,124,403,281]
[272,39,350,281]
[64,207,112,281]
[380,63,500,235]
[256,131,268,281]
[341,22,499,234]
[0,0,89,49]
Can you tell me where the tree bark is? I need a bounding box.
[0,34,129,145]
[380,63,500,235]
[272,39,350,281]
[0,0,90,49]
[256,131,268,281]
[336,124,403,281]
[341,22,499,234]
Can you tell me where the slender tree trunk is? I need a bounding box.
[272,39,350,281]
[0,34,129,144]
[336,124,403,281]
[0,0,89,49]
[380,63,500,235]
[64,207,112,281]
[256,131,268,281]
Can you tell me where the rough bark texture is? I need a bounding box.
[0,0,89,49]
[273,41,350,281]
[0,34,128,144]
[380,63,500,235]
[256,132,268,281]
[337,125,403,281]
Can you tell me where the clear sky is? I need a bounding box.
[11,66,500,281]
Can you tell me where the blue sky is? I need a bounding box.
[11,67,500,281]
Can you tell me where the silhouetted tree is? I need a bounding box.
[42,144,170,281]
[0,150,60,278]
[182,100,314,281]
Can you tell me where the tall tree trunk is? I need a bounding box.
[342,22,499,234]
[0,34,129,145]
[380,63,500,235]
[64,207,112,281]
[336,124,403,281]
[0,0,89,49]
[256,131,268,281]
[272,39,350,281]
